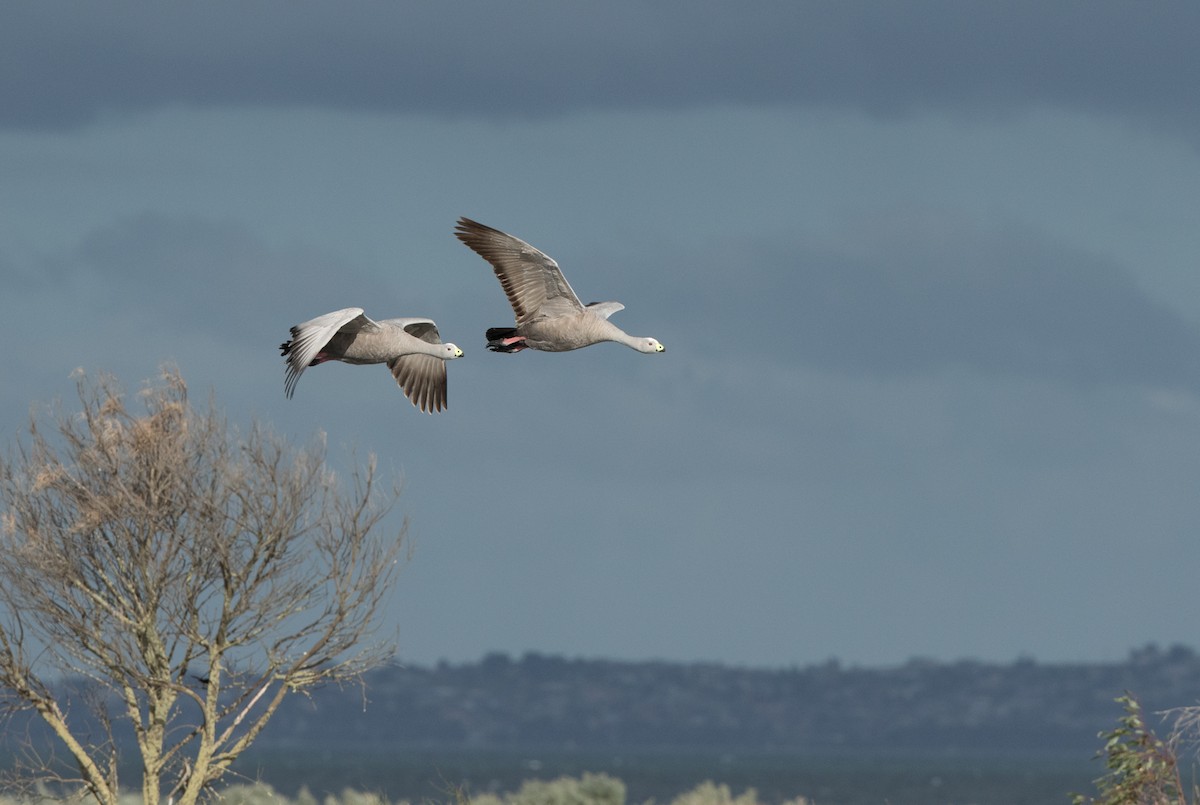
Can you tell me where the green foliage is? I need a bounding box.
[329,790,389,805]
[212,783,290,805]
[460,774,809,805]
[1072,693,1186,805]
[466,773,624,805]
[667,781,810,805]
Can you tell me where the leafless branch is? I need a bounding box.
[0,367,405,805]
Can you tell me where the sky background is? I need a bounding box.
[3,1,1200,669]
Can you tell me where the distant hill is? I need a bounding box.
[258,643,1200,756]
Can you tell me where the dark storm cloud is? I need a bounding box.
[4,1,1199,137]
[683,223,1200,391]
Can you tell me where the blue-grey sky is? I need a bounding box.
[4,1,1200,668]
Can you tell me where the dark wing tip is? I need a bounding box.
[454,216,510,246]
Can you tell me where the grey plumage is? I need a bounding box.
[280,307,463,413]
[454,217,665,355]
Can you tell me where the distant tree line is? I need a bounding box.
[251,643,1200,756]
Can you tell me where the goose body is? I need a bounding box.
[280,307,463,413]
[454,217,665,355]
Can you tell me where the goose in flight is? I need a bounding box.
[454,217,665,355]
[280,307,463,413]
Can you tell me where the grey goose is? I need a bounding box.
[454,217,665,355]
[281,307,463,413]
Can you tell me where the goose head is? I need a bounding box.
[639,338,665,354]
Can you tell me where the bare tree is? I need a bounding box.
[0,368,406,805]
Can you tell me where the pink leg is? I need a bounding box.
[486,333,528,353]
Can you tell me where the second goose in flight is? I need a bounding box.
[454,217,665,355]
[281,307,463,413]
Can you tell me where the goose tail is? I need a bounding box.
[485,327,527,353]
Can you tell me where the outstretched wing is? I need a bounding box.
[281,307,377,398]
[387,353,448,413]
[454,217,584,326]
